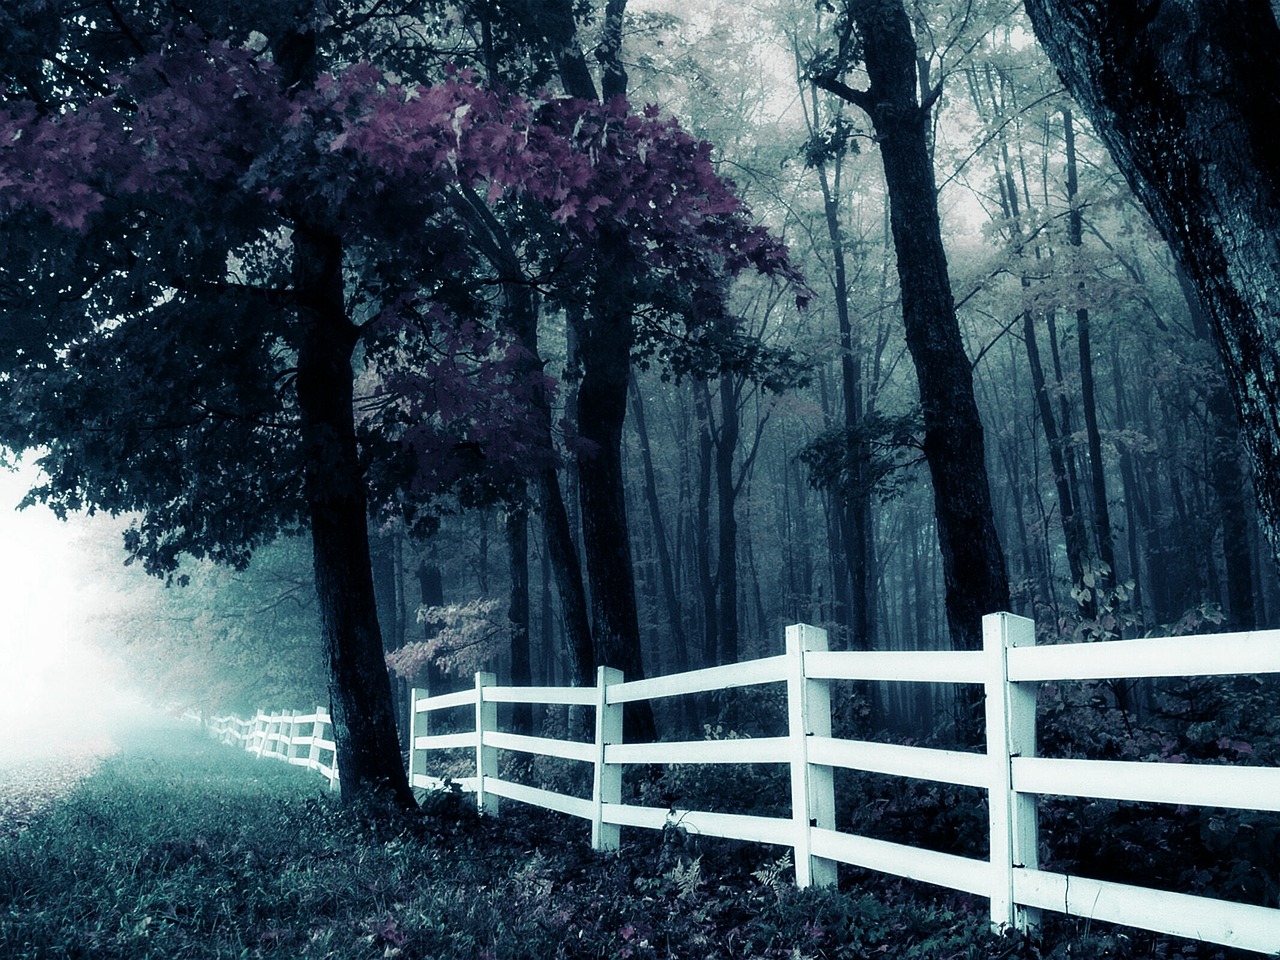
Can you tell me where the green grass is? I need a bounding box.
[0,720,1249,959]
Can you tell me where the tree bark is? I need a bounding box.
[815,0,1010,652]
[507,506,533,736]
[1024,311,1091,608]
[1064,108,1118,598]
[576,231,656,742]
[518,0,656,741]
[505,276,595,687]
[1022,0,1280,566]
[693,379,719,667]
[293,224,414,807]
[714,375,741,666]
[1180,270,1258,630]
[629,374,691,675]
[815,151,874,651]
[415,549,448,695]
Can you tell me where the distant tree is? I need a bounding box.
[810,0,1011,654]
[1021,0,1280,568]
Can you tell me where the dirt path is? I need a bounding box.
[0,736,118,838]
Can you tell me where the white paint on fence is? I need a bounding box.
[209,614,1280,955]
[207,707,339,790]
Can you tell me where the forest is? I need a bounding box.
[1,0,1278,807]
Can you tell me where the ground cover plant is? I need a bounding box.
[0,719,1266,960]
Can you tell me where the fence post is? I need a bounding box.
[307,705,325,773]
[474,672,500,815]
[269,712,283,758]
[320,710,340,791]
[285,713,301,764]
[984,612,1040,934]
[252,712,267,757]
[786,623,837,888]
[407,687,422,791]
[592,666,624,852]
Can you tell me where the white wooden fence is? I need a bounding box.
[208,707,339,790]
[407,614,1280,955]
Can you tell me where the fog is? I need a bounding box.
[0,457,145,767]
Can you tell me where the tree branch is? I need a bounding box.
[810,74,874,113]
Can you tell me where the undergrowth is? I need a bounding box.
[0,719,1265,959]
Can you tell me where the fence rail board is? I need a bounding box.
[812,827,994,897]
[603,803,795,847]
[483,777,595,820]
[1014,869,1280,954]
[1007,631,1280,681]
[607,655,788,703]
[1012,756,1280,811]
[413,689,477,712]
[410,773,479,792]
[805,649,987,684]
[485,731,595,763]
[413,732,477,752]
[606,736,792,766]
[807,737,989,788]
[485,685,598,706]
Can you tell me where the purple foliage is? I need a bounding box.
[0,33,800,497]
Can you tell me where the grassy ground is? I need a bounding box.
[0,720,1249,959]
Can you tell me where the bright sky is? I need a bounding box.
[0,456,136,762]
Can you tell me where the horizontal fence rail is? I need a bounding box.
[404,615,1280,955]
[204,615,1279,954]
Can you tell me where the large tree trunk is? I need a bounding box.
[294,224,414,808]
[1022,0,1280,566]
[815,0,1010,652]
[577,233,656,742]
[1180,271,1258,630]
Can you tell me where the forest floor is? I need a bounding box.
[0,719,1255,960]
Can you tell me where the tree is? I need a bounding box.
[1020,0,1280,567]
[810,0,1011,653]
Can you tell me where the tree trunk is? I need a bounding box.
[537,467,595,686]
[809,129,873,650]
[369,524,408,748]
[693,379,719,667]
[506,282,595,688]
[1064,108,1118,598]
[507,506,533,736]
[521,0,654,740]
[815,0,1010,652]
[714,375,740,667]
[1022,0,1280,566]
[415,550,448,695]
[1180,270,1258,630]
[574,226,654,741]
[293,224,414,808]
[1024,311,1091,608]
[629,374,691,675]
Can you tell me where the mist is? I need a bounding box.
[0,456,150,768]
